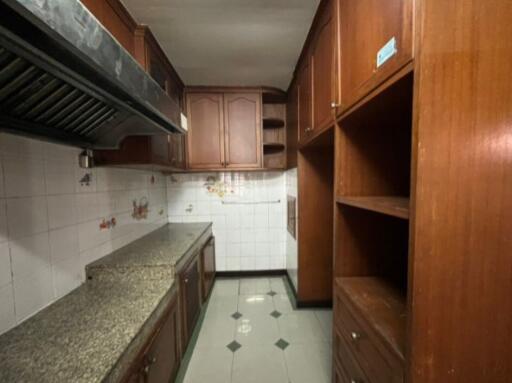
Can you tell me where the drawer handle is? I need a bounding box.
[144,357,157,374]
[350,331,361,341]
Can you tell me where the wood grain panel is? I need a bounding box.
[408,0,512,381]
[223,93,262,169]
[297,145,334,302]
[298,60,312,143]
[311,0,335,133]
[338,0,413,111]
[186,93,225,169]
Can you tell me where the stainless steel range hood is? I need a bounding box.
[0,0,185,149]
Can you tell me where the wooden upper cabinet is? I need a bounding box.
[338,0,413,110]
[298,61,312,143]
[311,1,335,133]
[187,93,225,169]
[223,93,262,169]
[81,0,137,56]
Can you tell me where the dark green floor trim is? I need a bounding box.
[216,269,287,278]
[284,272,333,309]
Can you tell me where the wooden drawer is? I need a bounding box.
[334,289,403,383]
[334,328,368,383]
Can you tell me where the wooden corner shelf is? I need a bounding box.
[335,277,407,360]
[263,118,285,129]
[263,142,285,152]
[336,196,410,220]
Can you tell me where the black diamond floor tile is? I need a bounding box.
[227,340,242,352]
[275,338,290,350]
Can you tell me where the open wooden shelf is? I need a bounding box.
[263,117,285,129]
[336,196,409,219]
[335,277,407,360]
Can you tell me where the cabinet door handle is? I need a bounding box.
[350,331,361,341]
[331,101,341,109]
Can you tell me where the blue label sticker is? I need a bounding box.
[377,37,397,68]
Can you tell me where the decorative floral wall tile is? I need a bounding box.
[0,133,169,336]
[167,171,287,272]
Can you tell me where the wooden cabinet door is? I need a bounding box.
[298,61,312,143]
[144,299,180,383]
[338,0,413,110]
[201,237,216,302]
[223,93,262,169]
[169,133,186,169]
[180,255,201,348]
[187,93,225,169]
[82,0,136,56]
[311,1,335,133]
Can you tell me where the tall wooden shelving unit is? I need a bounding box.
[333,72,413,382]
[331,0,512,381]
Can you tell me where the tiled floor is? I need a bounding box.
[182,277,332,383]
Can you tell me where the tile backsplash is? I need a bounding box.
[0,134,168,335]
[167,172,287,272]
[285,168,298,290]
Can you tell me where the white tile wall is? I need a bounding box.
[167,172,287,272]
[285,168,298,290]
[0,133,169,335]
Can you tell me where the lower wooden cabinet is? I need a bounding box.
[179,254,202,349]
[122,294,180,383]
[200,237,216,302]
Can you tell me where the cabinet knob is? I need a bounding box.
[305,127,312,133]
[331,101,340,109]
[350,331,361,341]
[351,379,363,383]
[184,278,189,284]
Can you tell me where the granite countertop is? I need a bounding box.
[0,222,212,383]
[86,222,212,277]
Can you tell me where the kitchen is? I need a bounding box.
[0,0,510,382]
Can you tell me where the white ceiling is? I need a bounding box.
[121,0,320,90]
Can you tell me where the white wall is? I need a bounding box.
[285,168,298,290]
[0,134,169,335]
[167,172,287,272]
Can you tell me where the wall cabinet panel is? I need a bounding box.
[338,0,413,110]
[224,93,262,169]
[186,90,263,171]
[297,61,312,143]
[186,93,225,169]
[311,2,335,133]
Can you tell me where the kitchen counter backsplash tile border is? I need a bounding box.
[0,133,169,336]
[167,171,287,272]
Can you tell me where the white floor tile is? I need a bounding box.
[232,345,288,383]
[184,277,332,383]
[183,346,233,383]
[238,294,274,317]
[212,278,240,297]
[273,294,294,314]
[284,342,332,383]
[206,295,239,319]
[278,311,327,343]
[239,277,271,295]
[235,313,280,346]
[314,310,333,342]
[269,277,287,293]
[195,315,237,350]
